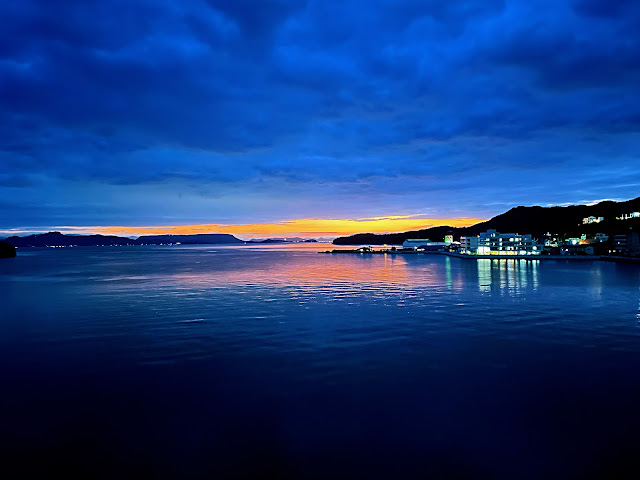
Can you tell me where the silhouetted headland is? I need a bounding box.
[1,232,323,248]
[0,240,16,257]
[135,234,242,245]
[3,232,243,248]
[333,196,640,245]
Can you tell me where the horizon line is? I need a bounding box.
[0,216,486,239]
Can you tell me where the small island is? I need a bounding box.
[0,240,16,258]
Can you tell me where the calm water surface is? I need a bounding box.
[1,244,640,479]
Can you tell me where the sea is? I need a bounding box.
[1,243,640,479]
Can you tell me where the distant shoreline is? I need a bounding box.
[2,231,324,248]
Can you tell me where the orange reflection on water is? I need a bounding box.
[285,254,411,286]
[170,253,413,288]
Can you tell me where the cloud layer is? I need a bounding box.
[1,0,639,232]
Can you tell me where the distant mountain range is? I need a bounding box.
[1,232,324,248]
[3,232,242,247]
[333,196,640,245]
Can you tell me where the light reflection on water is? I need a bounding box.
[171,252,412,288]
[2,244,637,355]
[477,258,539,293]
[1,244,640,478]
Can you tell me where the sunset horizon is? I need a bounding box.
[0,215,486,239]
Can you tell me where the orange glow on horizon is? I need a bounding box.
[40,215,486,238]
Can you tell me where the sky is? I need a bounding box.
[1,0,639,238]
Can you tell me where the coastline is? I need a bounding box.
[322,248,640,263]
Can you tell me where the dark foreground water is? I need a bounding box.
[1,244,640,479]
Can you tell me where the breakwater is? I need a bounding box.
[321,248,639,263]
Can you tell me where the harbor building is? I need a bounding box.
[402,239,447,251]
[459,236,478,254]
[461,229,540,256]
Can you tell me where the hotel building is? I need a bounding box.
[460,229,540,256]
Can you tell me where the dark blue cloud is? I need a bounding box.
[0,0,639,229]
[571,0,638,18]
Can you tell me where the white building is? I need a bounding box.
[459,236,478,254]
[461,229,540,256]
[402,239,447,250]
[583,216,604,224]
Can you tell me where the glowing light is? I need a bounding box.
[9,216,486,239]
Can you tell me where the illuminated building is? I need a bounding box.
[462,229,540,255]
[459,236,478,254]
[618,212,640,220]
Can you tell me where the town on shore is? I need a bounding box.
[325,225,639,261]
[326,205,640,262]
[329,197,640,261]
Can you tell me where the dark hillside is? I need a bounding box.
[137,234,242,244]
[4,232,138,247]
[4,232,243,247]
[333,197,640,245]
[0,240,16,257]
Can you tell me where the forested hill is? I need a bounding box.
[333,196,640,245]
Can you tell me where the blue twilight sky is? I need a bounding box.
[0,0,639,234]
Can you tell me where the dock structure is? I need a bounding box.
[320,248,638,262]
